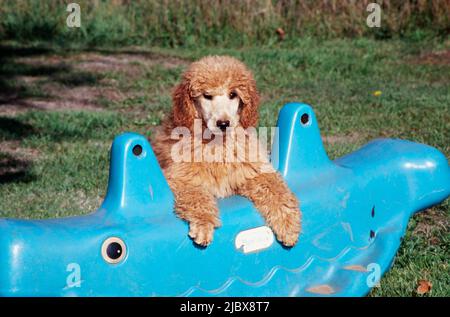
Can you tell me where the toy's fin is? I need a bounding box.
[100,132,174,219]
[271,103,334,181]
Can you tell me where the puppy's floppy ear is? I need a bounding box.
[239,77,260,129]
[172,81,197,128]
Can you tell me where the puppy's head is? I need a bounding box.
[172,55,260,133]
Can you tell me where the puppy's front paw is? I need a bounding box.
[188,222,215,246]
[270,206,301,247]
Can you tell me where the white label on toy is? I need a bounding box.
[235,226,274,254]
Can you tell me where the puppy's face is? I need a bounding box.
[196,87,241,134]
[172,55,260,132]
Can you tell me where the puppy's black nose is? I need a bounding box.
[216,120,230,131]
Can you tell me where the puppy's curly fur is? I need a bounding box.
[152,55,301,247]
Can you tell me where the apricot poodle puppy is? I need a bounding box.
[152,55,301,247]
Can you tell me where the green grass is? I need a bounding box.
[1,0,449,47]
[0,37,448,296]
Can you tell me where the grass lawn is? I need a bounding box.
[0,38,449,296]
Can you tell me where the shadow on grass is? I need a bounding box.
[0,45,53,58]
[0,43,104,185]
[0,117,37,185]
[0,45,50,107]
[0,44,103,109]
[0,117,35,139]
[0,152,35,185]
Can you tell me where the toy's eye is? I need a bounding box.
[132,144,143,156]
[107,242,122,260]
[203,93,213,100]
[102,237,127,264]
[300,113,309,125]
[229,91,237,99]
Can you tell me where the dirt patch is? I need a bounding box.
[1,49,187,115]
[0,140,40,158]
[0,92,107,114]
[15,75,42,85]
[17,51,187,78]
[413,208,448,241]
[75,52,186,73]
[0,92,108,115]
[40,83,124,109]
[409,49,450,65]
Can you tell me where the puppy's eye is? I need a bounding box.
[203,93,213,100]
[229,91,237,99]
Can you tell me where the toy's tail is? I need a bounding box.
[335,138,450,215]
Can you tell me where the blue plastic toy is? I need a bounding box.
[1,103,449,297]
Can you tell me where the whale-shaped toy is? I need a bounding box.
[0,103,449,296]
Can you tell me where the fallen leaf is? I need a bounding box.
[416,279,432,295]
[429,237,440,245]
[306,284,335,295]
[343,265,367,272]
[276,28,285,41]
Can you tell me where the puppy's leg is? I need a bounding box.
[168,179,220,246]
[237,172,301,247]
